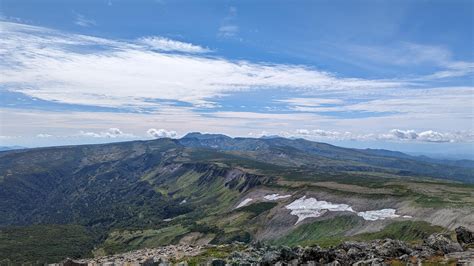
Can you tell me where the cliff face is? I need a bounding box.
[0,146,270,227]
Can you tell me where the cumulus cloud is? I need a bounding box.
[146,128,177,138]
[289,129,474,143]
[382,129,418,140]
[379,129,473,143]
[1,21,473,146]
[78,128,135,138]
[137,36,210,53]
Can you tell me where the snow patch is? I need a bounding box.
[285,196,354,224]
[357,209,401,221]
[286,196,412,224]
[264,193,291,201]
[236,198,253,208]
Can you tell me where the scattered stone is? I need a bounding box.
[374,239,412,258]
[52,231,474,265]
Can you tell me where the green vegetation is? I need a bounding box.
[235,202,277,217]
[272,215,363,247]
[183,244,246,265]
[0,224,95,264]
[351,221,445,243]
[272,219,446,248]
[0,135,472,263]
[99,225,189,255]
[211,230,252,244]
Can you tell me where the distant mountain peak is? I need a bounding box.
[181,132,232,140]
[258,135,282,139]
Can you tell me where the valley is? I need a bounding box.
[0,133,473,264]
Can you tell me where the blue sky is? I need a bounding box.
[0,0,473,157]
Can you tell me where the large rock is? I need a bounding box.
[424,233,463,254]
[278,246,299,262]
[456,226,474,249]
[374,239,413,258]
[210,259,226,266]
[261,250,280,265]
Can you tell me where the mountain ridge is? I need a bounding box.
[0,133,473,263]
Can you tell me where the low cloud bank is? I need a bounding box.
[291,128,473,143]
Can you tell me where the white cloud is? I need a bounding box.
[349,42,451,66]
[1,22,473,147]
[137,36,210,53]
[343,87,473,116]
[422,61,474,80]
[74,13,96,27]
[146,128,177,138]
[36,133,53,138]
[383,129,418,140]
[218,25,239,38]
[379,129,473,143]
[78,128,136,138]
[0,21,403,111]
[347,42,474,80]
[278,98,344,107]
[289,128,474,143]
[218,6,239,38]
[294,129,364,141]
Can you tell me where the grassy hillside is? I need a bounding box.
[0,135,472,263]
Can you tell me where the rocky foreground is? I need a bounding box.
[56,227,474,266]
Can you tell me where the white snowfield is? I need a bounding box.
[357,209,407,221]
[236,193,291,209]
[286,196,411,224]
[264,194,291,201]
[236,198,253,208]
[286,196,355,224]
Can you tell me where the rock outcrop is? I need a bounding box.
[424,233,463,254]
[55,228,474,265]
[456,226,474,249]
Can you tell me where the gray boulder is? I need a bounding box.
[374,239,413,258]
[455,226,474,249]
[210,259,226,266]
[261,250,280,265]
[424,233,463,254]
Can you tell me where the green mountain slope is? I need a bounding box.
[0,134,473,263]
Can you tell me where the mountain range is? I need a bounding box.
[0,133,473,263]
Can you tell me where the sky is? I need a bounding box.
[0,0,473,158]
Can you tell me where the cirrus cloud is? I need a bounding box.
[0,21,404,111]
[137,36,211,53]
